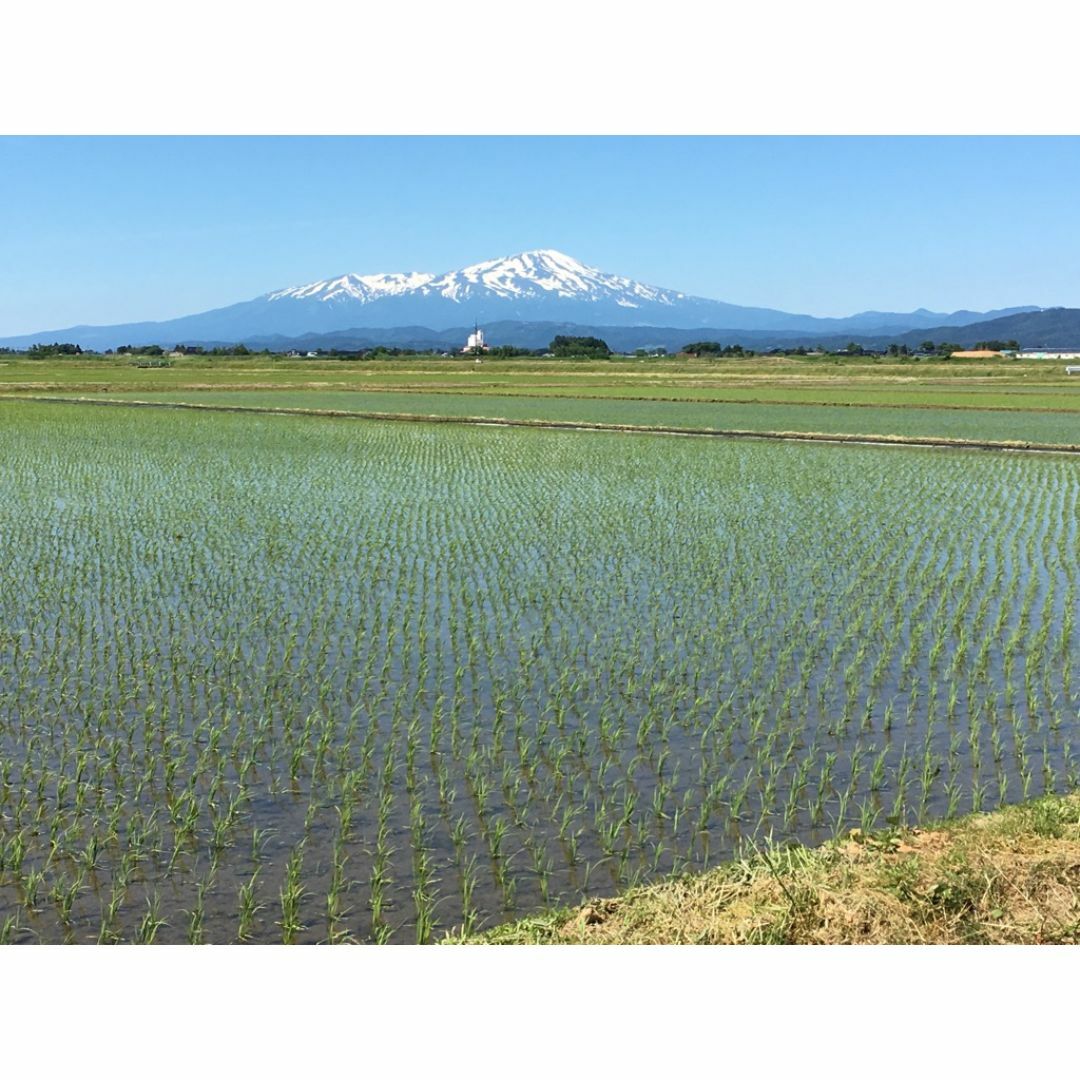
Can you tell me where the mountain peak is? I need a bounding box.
[437,249,638,302]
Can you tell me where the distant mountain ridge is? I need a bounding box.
[0,249,1046,351]
[163,307,1080,355]
[891,306,1080,349]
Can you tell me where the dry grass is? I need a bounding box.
[448,794,1080,944]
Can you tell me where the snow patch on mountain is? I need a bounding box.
[268,271,436,303]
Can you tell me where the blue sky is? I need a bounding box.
[1,136,1077,335]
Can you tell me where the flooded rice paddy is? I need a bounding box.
[0,401,1077,942]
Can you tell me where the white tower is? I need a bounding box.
[463,323,487,352]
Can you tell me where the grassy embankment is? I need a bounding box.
[448,794,1080,944]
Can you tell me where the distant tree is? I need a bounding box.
[205,343,251,356]
[682,342,752,358]
[845,342,863,356]
[920,340,936,354]
[682,341,724,356]
[116,344,164,356]
[365,345,420,357]
[28,342,82,356]
[550,335,611,358]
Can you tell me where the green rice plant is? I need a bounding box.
[97,881,126,945]
[278,844,308,944]
[20,868,45,913]
[136,893,167,944]
[0,912,24,945]
[237,871,264,943]
[52,870,85,927]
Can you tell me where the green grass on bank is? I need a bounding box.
[448,794,1080,944]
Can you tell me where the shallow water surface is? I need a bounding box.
[0,402,1077,942]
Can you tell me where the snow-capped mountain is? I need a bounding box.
[258,250,1039,332]
[0,248,1042,350]
[260,249,723,328]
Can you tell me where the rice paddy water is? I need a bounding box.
[0,400,1076,943]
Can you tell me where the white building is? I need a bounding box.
[1018,349,1080,360]
[462,325,489,353]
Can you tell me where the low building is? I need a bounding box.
[949,349,1003,359]
[1018,349,1080,360]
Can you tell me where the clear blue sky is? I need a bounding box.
[1,136,1077,335]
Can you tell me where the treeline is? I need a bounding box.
[550,335,611,358]
[682,340,1024,359]
[682,342,756,357]
[111,343,253,356]
[27,342,84,355]
[5,335,1033,362]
